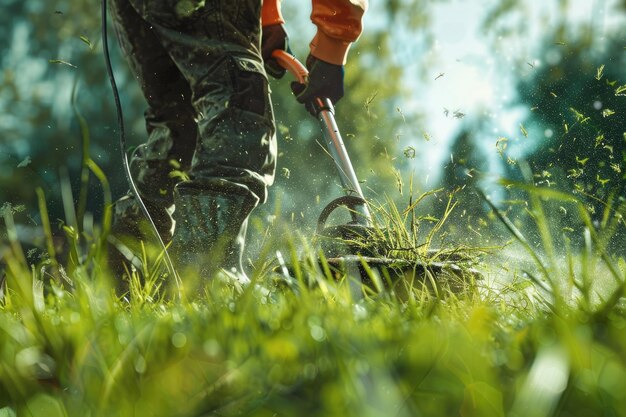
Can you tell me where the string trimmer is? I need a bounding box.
[273,51,481,294]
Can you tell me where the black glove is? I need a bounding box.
[291,54,344,116]
[261,24,291,79]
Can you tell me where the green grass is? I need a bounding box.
[0,184,625,417]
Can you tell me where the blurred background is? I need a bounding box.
[1,0,625,253]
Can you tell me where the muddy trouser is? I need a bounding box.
[108,0,276,213]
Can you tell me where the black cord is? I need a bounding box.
[101,0,180,291]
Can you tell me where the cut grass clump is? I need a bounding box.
[317,189,491,265]
[313,189,491,298]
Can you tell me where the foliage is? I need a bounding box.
[0,0,129,224]
[1,181,625,416]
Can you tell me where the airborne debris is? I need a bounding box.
[17,156,32,168]
[595,134,605,147]
[364,91,378,119]
[601,108,615,118]
[396,107,406,123]
[567,168,583,179]
[610,163,621,173]
[596,174,609,186]
[595,64,605,80]
[575,156,589,166]
[453,110,465,119]
[495,137,508,158]
[520,123,528,138]
[80,35,93,49]
[49,59,77,68]
[403,146,416,159]
[0,203,26,218]
[569,107,590,123]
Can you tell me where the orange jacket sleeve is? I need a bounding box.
[310,0,368,65]
[262,0,367,66]
[261,0,285,26]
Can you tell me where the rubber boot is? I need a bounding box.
[108,192,173,291]
[170,185,259,286]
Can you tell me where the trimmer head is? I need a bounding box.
[313,197,482,297]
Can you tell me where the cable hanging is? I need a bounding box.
[101,0,182,295]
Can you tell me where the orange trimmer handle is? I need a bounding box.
[271,50,308,85]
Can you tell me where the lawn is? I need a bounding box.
[1,187,625,417]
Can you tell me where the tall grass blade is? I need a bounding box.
[479,189,551,281]
[71,79,91,235]
[35,188,59,275]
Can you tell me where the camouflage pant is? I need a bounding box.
[109,0,276,205]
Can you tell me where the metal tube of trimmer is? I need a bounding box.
[313,98,372,226]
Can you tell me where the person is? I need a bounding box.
[108,0,368,286]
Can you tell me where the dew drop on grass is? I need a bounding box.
[203,339,221,357]
[353,304,367,321]
[134,355,146,374]
[172,332,187,348]
[17,156,31,168]
[308,316,326,341]
[15,347,41,373]
[310,325,326,342]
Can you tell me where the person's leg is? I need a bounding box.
[108,0,198,278]
[127,0,277,281]
[109,0,197,210]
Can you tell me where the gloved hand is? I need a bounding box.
[261,24,291,79]
[291,54,344,116]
